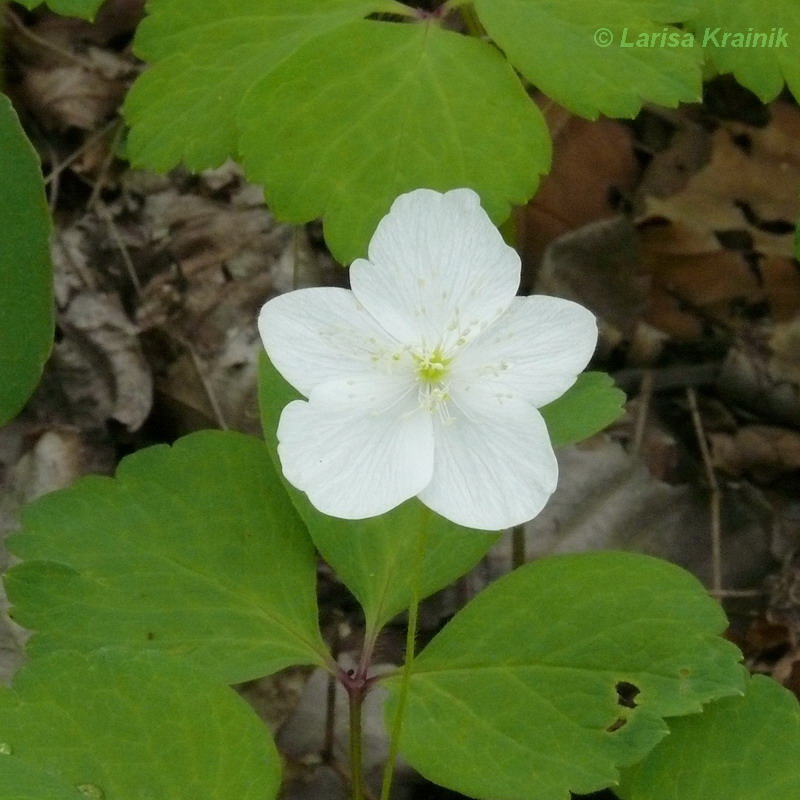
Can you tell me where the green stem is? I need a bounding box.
[349,688,365,800]
[512,524,527,569]
[357,627,380,679]
[461,5,484,37]
[440,0,470,13]
[379,508,431,800]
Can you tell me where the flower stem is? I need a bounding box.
[512,524,527,569]
[349,687,365,800]
[379,508,431,800]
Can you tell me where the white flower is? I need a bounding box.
[258,188,597,531]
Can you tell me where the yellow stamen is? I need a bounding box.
[414,348,451,383]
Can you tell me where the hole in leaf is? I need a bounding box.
[606,717,627,733]
[615,681,640,708]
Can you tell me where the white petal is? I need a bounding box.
[418,391,557,530]
[350,188,520,351]
[276,377,434,520]
[258,287,401,397]
[452,295,598,408]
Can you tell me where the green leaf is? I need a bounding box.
[687,1,800,102]
[0,94,53,426]
[385,551,745,800]
[0,649,280,800]
[124,0,395,172]
[258,352,498,635]
[14,0,104,19]
[474,0,703,118]
[0,757,83,800]
[541,372,626,447]
[240,19,549,262]
[5,430,328,683]
[618,674,800,800]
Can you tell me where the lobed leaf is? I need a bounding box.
[0,757,83,800]
[0,94,53,426]
[14,0,103,19]
[5,430,328,683]
[618,674,800,800]
[240,18,549,262]
[124,0,396,172]
[258,353,498,635]
[540,371,626,447]
[687,0,800,102]
[385,551,746,800]
[474,0,703,118]
[0,649,280,800]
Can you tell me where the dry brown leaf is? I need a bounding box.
[20,65,127,131]
[517,101,640,267]
[641,104,800,254]
[54,291,153,431]
[237,666,314,734]
[637,101,800,341]
[537,216,648,338]
[711,425,800,480]
[717,344,800,428]
[505,437,773,591]
[769,316,800,387]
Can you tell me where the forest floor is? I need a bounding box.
[2,2,800,798]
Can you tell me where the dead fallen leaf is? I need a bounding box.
[518,101,640,268]
[717,343,800,428]
[237,666,314,733]
[509,437,773,591]
[52,291,153,431]
[711,425,800,481]
[637,101,800,341]
[537,216,648,338]
[20,63,128,131]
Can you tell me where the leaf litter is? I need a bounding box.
[1,5,800,799]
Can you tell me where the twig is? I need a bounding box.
[87,120,125,208]
[709,588,766,598]
[686,388,722,594]
[44,118,120,187]
[4,6,102,73]
[631,370,653,456]
[44,142,61,211]
[94,199,142,295]
[87,121,141,295]
[53,226,97,290]
[174,335,230,430]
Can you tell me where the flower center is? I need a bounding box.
[414,348,451,384]
[412,348,455,424]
